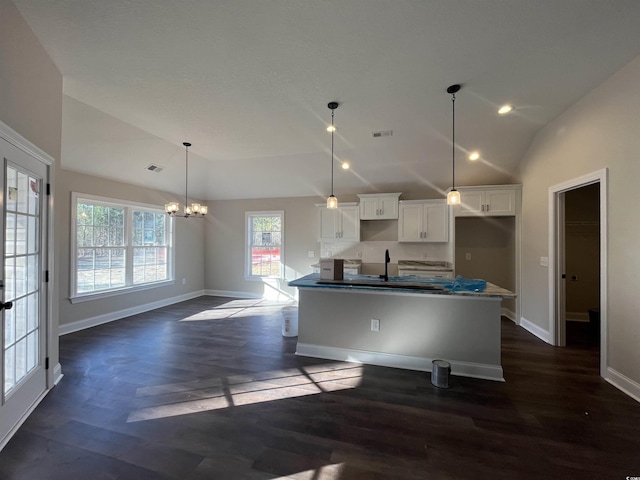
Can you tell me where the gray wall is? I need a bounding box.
[455,216,516,316]
[56,170,205,327]
[518,54,640,386]
[1,0,63,377]
[204,196,321,299]
[0,0,62,160]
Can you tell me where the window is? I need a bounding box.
[245,211,284,279]
[72,193,173,301]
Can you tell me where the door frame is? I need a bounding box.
[548,168,607,376]
[0,120,58,450]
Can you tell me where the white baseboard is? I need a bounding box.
[519,317,551,343]
[59,290,205,335]
[204,289,262,299]
[501,307,516,322]
[53,363,63,386]
[296,343,504,382]
[605,367,640,404]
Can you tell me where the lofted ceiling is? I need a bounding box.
[12,0,640,201]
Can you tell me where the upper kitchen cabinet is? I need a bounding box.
[453,186,520,217]
[357,193,401,220]
[398,199,449,242]
[318,203,360,242]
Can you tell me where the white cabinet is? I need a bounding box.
[398,199,449,242]
[398,269,454,279]
[357,193,401,220]
[318,204,360,242]
[454,187,518,217]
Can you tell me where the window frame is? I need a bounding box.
[245,210,284,280]
[70,192,175,303]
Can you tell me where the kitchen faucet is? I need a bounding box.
[380,249,390,282]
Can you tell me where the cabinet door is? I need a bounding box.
[485,189,516,216]
[318,208,337,240]
[423,203,449,242]
[398,203,423,242]
[359,197,380,220]
[339,205,360,241]
[455,190,484,216]
[377,195,399,219]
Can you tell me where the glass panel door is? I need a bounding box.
[3,165,41,396]
[0,139,48,449]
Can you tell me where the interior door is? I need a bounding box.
[0,139,48,447]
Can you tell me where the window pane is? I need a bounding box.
[247,213,283,278]
[75,197,172,296]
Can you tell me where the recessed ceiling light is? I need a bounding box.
[469,151,480,161]
[498,104,514,115]
[341,162,350,170]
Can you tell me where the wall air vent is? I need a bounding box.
[146,164,164,173]
[372,130,393,138]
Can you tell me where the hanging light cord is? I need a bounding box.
[185,143,189,208]
[451,91,456,190]
[331,109,335,196]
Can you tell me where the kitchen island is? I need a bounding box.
[288,274,516,382]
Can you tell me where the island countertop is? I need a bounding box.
[289,273,515,298]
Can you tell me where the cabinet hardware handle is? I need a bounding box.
[486,204,490,212]
[481,205,485,212]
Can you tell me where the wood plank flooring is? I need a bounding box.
[1,296,639,479]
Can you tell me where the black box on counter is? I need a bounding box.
[320,259,344,280]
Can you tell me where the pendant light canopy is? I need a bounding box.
[165,142,208,217]
[446,84,461,206]
[327,101,339,209]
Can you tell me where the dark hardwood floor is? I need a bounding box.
[1,296,639,479]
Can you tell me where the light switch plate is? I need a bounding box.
[540,256,549,267]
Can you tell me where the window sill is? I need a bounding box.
[244,275,284,282]
[69,279,175,304]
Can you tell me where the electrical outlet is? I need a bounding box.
[540,256,549,267]
[357,251,362,258]
[465,252,471,261]
[308,250,315,258]
[181,278,186,285]
[371,319,380,332]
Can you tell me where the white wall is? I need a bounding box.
[519,54,640,390]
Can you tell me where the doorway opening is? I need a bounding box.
[549,169,607,377]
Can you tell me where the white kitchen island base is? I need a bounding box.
[291,282,507,382]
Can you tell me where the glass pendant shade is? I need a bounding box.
[327,102,339,210]
[165,142,207,218]
[165,202,179,214]
[447,189,461,206]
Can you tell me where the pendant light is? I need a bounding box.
[326,101,339,209]
[446,84,461,206]
[165,142,208,217]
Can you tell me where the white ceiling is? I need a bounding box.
[13,0,640,201]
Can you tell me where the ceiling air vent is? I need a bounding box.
[372,130,393,138]
[146,164,164,173]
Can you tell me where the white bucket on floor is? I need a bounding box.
[281,306,298,337]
